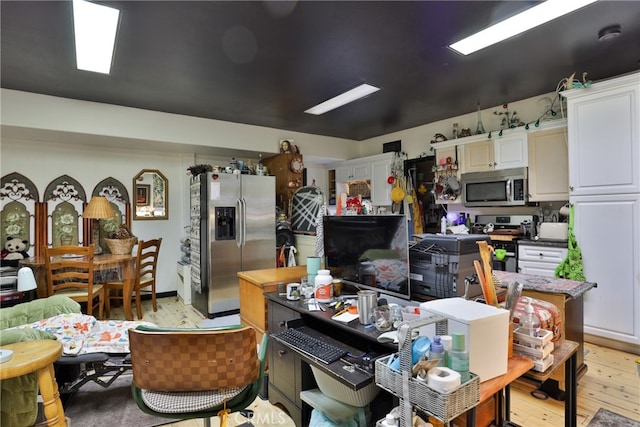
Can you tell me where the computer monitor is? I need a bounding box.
[323,214,410,300]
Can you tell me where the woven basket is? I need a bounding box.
[105,237,137,255]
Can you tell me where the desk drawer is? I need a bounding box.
[268,300,300,333]
[270,339,298,404]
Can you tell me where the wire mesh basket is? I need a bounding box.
[374,315,480,425]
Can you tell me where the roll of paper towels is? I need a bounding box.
[427,367,461,393]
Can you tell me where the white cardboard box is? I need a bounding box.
[419,297,509,382]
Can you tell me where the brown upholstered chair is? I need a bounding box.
[128,325,268,427]
[104,238,161,319]
[43,244,104,319]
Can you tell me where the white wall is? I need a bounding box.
[0,90,358,296]
[0,138,189,294]
[0,87,567,295]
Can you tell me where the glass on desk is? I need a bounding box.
[300,275,315,299]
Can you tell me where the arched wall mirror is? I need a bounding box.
[133,169,168,220]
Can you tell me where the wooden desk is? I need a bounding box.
[238,266,309,341]
[0,340,67,427]
[22,254,136,320]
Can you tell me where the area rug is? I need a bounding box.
[63,374,178,427]
[201,313,241,328]
[587,408,640,427]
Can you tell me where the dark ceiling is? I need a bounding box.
[2,1,639,141]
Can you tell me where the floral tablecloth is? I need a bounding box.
[7,312,154,355]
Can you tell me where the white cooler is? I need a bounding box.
[419,297,509,382]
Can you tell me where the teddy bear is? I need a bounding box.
[1,236,30,267]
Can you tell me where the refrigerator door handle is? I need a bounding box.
[236,198,243,248]
[238,197,247,247]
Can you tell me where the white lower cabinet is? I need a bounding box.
[571,194,640,347]
[517,244,567,277]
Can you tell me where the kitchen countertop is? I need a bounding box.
[517,239,568,248]
[493,270,595,299]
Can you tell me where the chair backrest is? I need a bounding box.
[135,238,161,283]
[129,325,259,392]
[42,245,95,296]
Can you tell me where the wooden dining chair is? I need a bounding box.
[104,238,162,319]
[42,244,104,319]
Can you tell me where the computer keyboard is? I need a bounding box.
[272,327,347,364]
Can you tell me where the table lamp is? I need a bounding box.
[82,196,115,254]
[17,267,37,292]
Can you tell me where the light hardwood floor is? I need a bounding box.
[109,296,640,426]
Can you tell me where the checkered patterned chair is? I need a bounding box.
[128,325,267,427]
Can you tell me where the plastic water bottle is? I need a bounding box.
[440,216,447,234]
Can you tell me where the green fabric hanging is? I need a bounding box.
[555,204,586,281]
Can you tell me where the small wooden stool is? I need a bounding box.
[0,340,67,427]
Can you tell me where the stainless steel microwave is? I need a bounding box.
[461,167,527,207]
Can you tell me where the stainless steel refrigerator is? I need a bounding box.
[190,173,275,318]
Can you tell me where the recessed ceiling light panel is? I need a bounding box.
[73,0,120,74]
[305,84,380,115]
[449,0,599,55]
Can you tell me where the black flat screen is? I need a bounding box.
[323,214,410,300]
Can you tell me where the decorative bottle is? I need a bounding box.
[475,103,486,135]
[448,332,470,383]
[429,336,445,367]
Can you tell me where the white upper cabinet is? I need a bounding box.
[527,123,569,201]
[463,140,494,173]
[463,134,527,173]
[494,134,528,170]
[564,73,640,196]
[334,161,370,182]
[370,155,394,206]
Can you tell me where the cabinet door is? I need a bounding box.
[572,194,640,345]
[566,74,640,196]
[463,140,494,172]
[528,126,569,201]
[351,162,370,181]
[518,245,568,264]
[334,165,351,182]
[371,158,393,205]
[494,134,527,170]
[517,260,558,277]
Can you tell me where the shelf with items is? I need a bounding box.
[375,316,480,426]
[262,153,304,216]
[431,152,461,203]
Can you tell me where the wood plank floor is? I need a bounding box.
[109,296,640,426]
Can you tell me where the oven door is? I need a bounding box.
[490,241,518,272]
[493,256,517,272]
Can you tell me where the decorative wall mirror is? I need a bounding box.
[133,169,168,220]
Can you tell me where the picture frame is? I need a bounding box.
[136,184,150,206]
[280,139,299,154]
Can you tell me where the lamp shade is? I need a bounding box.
[17,267,37,292]
[83,196,115,219]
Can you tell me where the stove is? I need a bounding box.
[473,215,539,272]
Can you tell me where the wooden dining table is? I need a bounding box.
[21,253,137,321]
